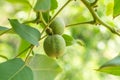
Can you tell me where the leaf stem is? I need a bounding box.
[40,34,47,40]
[49,0,72,23]
[0,29,12,36]
[0,55,8,60]
[81,0,120,36]
[23,12,41,24]
[40,12,47,26]
[25,45,34,62]
[66,20,95,27]
[15,45,33,58]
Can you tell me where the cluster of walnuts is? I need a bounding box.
[43,17,66,58]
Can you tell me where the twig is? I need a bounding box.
[66,20,95,27]
[40,12,47,26]
[23,20,38,24]
[15,45,32,58]
[23,12,41,24]
[40,34,47,40]
[81,0,120,36]
[25,45,34,62]
[0,29,12,36]
[49,0,72,23]
[0,55,8,60]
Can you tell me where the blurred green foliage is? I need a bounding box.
[0,0,120,80]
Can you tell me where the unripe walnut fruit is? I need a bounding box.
[43,34,66,58]
[49,17,65,35]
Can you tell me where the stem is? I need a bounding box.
[25,45,34,62]
[23,12,41,24]
[0,29,12,36]
[0,55,8,60]
[26,0,36,20]
[40,34,47,40]
[81,0,120,36]
[23,20,37,24]
[41,0,72,36]
[66,20,95,27]
[15,45,32,57]
[40,12,47,26]
[49,0,72,23]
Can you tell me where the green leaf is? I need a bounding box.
[98,55,120,76]
[0,58,33,80]
[17,39,31,58]
[0,26,11,34]
[42,12,51,23]
[113,0,120,17]
[34,0,51,12]
[62,34,74,46]
[106,2,113,16]
[27,54,62,80]
[34,0,58,12]
[9,19,41,46]
[50,0,58,10]
[0,26,9,30]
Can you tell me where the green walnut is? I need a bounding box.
[49,17,65,35]
[43,34,66,58]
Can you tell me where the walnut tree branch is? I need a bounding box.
[81,0,120,36]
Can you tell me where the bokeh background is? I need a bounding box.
[1,0,120,80]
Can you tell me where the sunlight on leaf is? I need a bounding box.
[113,0,120,17]
[27,54,62,80]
